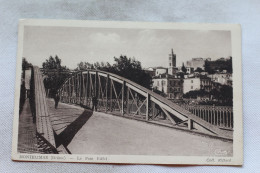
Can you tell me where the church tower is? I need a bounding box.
[168,48,177,75]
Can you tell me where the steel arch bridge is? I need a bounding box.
[57,69,233,140]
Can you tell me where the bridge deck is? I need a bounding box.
[47,99,232,156]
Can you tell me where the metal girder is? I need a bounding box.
[161,107,177,125]
[57,69,233,140]
[111,80,122,112]
[125,83,146,97]
[110,76,123,84]
[150,96,187,121]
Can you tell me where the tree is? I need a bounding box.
[76,55,152,89]
[20,58,32,114]
[195,67,203,73]
[112,55,152,89]
[209,88,220,100]
[183,89,209,99]
[204,57,233,74]
[204,60,215,74]
[42,55,62,69]
[22,57,32,70]
[77,61,94,70]
[177,71,185,78]
[42,55,70,97]
[226,56,233,73]
[219,85,233,105]
[181,63,187,74]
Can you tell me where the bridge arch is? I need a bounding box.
[58,69,232,140]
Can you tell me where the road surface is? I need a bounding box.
[47,99,232,156]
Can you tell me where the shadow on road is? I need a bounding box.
[55,109,93,148]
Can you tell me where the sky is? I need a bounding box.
[23,26,231,69]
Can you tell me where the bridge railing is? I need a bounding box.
[32,66,57,153]
[178,104,233,130]
[58,70,233,140]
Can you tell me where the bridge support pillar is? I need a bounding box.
[110,78,113,112]
[126,87,130,114]
[69,78,71,103]
[146,93,150,121]
[95,71,98,98]
[86,71,89,106]
[188,118,193,130]
[105,74,109,112]
[121,81,125,115]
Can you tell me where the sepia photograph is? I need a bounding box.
[12,19,243,165]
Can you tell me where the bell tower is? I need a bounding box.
[168,49,177,75]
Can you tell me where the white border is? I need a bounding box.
[11,19,243,165]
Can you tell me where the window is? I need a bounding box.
[162,81,166,85]
[191,86,193,89]
[169,63,171,66]
[169,57,171,60]
[191,80,193,83]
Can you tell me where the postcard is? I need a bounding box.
[12,19,243,165]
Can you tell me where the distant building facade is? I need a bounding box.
[155,67,168,76]
[152,74,183,99]
[207,73,232,86]
[152,49,183,99]
[183,76,213,94]
[186,67,194,74]
[183,78,200,94]
[186,57,211,70]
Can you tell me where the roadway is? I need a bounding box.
[47,99,232,156]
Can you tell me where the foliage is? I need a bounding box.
[152,88,167,97]
[195,67,203,73]
[204,57,232,74]
[77,62,94,70]
[215,85,233,105]
[22,57,32,71]
[176,72,185,78]
[181,63,187,74]
[183,85,233,106]
[20,58,32,114]
[76,55,152,89]
[183,89,209,99]
[42,55,70,97]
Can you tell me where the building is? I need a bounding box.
[183,77,200,94]
[155,67,167,76]
[207,73,232,86]
[144,67,155,77]
[152,48,184,99]
[200,76,213,92]
[186,57,211,70]
[168,49,178,75]
[186,67,194,74]
[183,76,213,94]
[152,74,183,99]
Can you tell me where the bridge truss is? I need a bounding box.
[58,69,233,140]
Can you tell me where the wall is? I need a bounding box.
[183,78,200,93]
